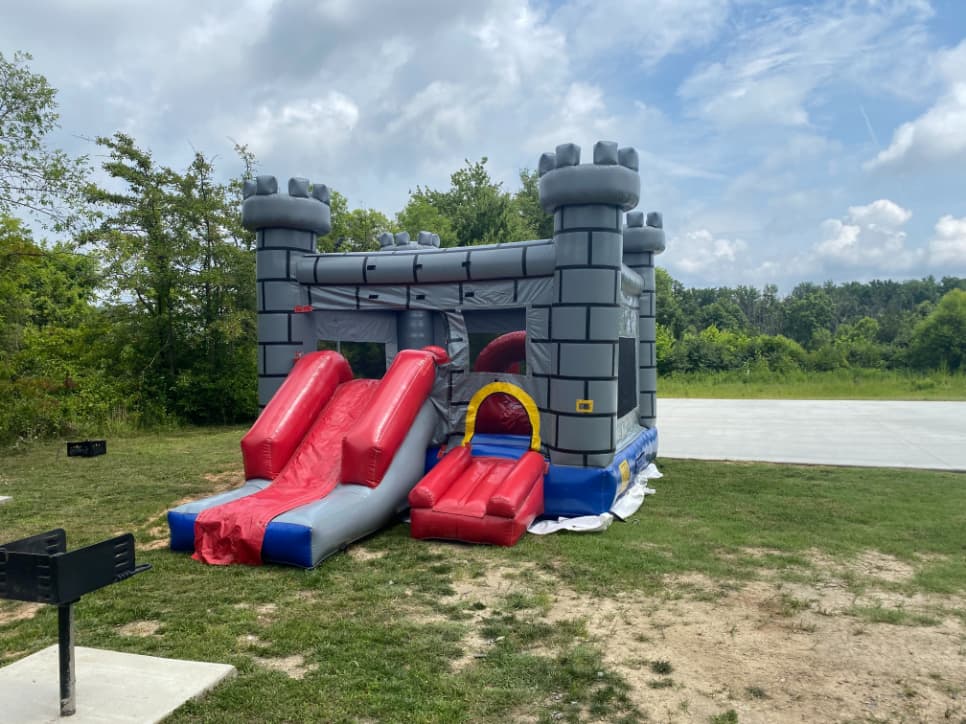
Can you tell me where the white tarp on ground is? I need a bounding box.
[528,463,662,535]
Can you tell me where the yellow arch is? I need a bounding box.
[462,382,541,452]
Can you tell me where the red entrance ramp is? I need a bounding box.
[408,382,545,546]
[409,446,544,546]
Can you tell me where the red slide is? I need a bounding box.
[408,446,545,546]
[193,348,442,565]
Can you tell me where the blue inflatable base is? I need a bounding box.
[167,511,316,568]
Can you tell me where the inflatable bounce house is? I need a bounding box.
[167,140,667,567]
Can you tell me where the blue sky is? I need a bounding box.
[2,0,964,290]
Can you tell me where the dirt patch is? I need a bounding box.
[719,547,786,561]
[346,545,387,562]
[446,563,549,605]
[418,564,555,671]
[255,603,277,623]
[236,634,268,649]
[421,552,966,722]
[134,525,169,551]
[0,602,42,626]
[290,590,320,604]
[252,654,317,680]
[542,572,966,723]
[118,620,161,637]
[168,469,245,509]
[233,601,278,625]
[807,548,917,584]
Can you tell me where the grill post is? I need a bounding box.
[58,602,76,716]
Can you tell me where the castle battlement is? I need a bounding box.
[242,174,332,235]
[537,141,640,214]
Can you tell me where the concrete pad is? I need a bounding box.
[0,496,10,505]
[0,646,235,723]
[659,399,966,471]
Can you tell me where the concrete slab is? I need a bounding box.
[0,646,235,723]
[658,399,966,471]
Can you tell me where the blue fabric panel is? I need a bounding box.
[168,510,198,551]
[469,433,530,460]
[543,464,615,517]
[424,433,531,472]
[262,522,314,569]
[542,426,659,517]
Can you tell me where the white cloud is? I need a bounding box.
[552,0,731,68]
[243,94,360,158]
[679,1,934,128]
[866,40,966,172]
[866,38,966,171]
[815,199,921,269]
[928,215,966,266]
[667,228,748,274]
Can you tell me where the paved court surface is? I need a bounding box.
[658,399,966,471]
[0,646,235,723]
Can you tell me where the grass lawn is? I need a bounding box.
[1,429,965,723]
[661,368,966,400]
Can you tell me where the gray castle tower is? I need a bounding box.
[242,175,331,407]
[537,141,641,468]
[623,211,667,429]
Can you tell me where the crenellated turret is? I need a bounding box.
[623,210,666,428]
[536,141,641,468]
[242,176,332,406]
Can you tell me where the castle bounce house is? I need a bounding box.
[167,140,667,567]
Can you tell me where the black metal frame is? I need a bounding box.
[0,529,150,716]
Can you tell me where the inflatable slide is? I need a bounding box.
[167,347,445,568]
[408,382,546,546]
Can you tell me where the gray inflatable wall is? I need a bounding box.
[623,211,666,428]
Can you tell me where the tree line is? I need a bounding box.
[656,273,966,376]
[1,50,964,444]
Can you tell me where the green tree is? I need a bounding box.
[655,267,687,337]
[655,323,675,374]
[0,51,88,229]
[402,158,531,247]
[80,133,258,423]
[80,133,187,405]
[317,189,349,253]
[0,214,112,443]
[396,193,455,247]
[701,296,748,332]
[341,208,394,251]
[171,150,257,422]
[834,316,883,368]
[783,287,834,348]
[907,289,966,372]
[512,168,553,239]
